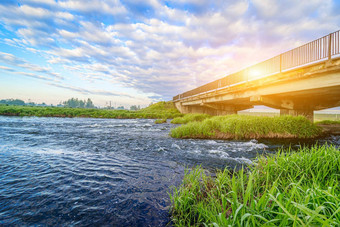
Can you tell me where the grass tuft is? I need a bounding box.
[169,145,340,226]
[171,115,322,139]
[155,119,167,124]
[171,113,212,124]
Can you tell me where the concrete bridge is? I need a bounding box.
[173,30,340,121]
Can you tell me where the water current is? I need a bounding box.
[0,116,339,226]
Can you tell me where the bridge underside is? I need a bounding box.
[174,59,340,121]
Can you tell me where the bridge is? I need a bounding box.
[173,30,340,121]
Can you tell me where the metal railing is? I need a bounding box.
[173,30,340,101]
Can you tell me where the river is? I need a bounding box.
[0,116,339,226]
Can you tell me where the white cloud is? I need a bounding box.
[0,52,63,80]
[0,0,339,104]
[58,0,127,15]
[47,82,137,98]
[23,0,57,6]
[0,65,16,72]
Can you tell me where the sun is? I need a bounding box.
[248,69,262,79]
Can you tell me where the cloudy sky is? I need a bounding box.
[0,0,339,107]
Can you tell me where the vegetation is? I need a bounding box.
[63,98,95,108]
[171,115,322,139]
[0,97,95,108]
[0,101,182,119]
[171,113,211,124]
[314,113,340,122]
[316,120,340,125]
[0,99,26,106]
[155,119,167,124]
[130,105,141,111]
[169,145,340,226]
[239,111,340,123]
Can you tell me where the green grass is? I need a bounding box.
[171,113,212,124]
[239,111,340,123]
[314,113,340,122]
[316,120,340,125]
[0,101,183,119]
[155,119,167,124]
[171,115,322,139]
[169,145,340,226]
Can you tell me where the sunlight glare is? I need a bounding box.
[248,69,262,79]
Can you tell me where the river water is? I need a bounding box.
[0,116,339,226]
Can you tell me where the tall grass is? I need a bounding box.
[169,145,340,226]
[0,101,183,119]
[171,113,212,124]
[171,115,322,139]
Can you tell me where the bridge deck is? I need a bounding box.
[173,30,340,120]
[174,30,340,103]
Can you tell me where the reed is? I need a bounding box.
[169,145,340,226]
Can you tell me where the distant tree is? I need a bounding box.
[130,105,140,111]
[85,98,95,108]
[0,99,25,106]
[63,98,79,108]
[117,106,125,110]
[63,98,95,108]
[79,100,85,108]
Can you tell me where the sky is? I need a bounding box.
[0,0,339,108]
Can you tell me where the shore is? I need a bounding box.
[2,104,339,139]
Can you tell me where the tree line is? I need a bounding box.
[0,98,95,108]
[63,98,95,108]
[0,98,142,110]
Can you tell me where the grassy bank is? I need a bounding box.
[171,113,211,124]
[169,145,340,226]
[0,101,182,119]
[316,120,340,125]
[171,115,322,139]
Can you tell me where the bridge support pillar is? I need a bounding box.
[174,102,250,116]
[280,109,314,121]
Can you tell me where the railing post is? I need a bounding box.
[279,54,282,73]
[328,33,333,61]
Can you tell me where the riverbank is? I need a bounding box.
[0,101,182,119]
[171,115,322,139]
[169,145,340,226]
[2,104,338,138]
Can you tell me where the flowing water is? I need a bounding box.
[0,116,339,226]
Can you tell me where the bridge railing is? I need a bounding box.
[173,30,340,101]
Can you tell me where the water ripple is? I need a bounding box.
[0,116,338,226]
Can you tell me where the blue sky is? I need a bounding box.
[0,0,339,107]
